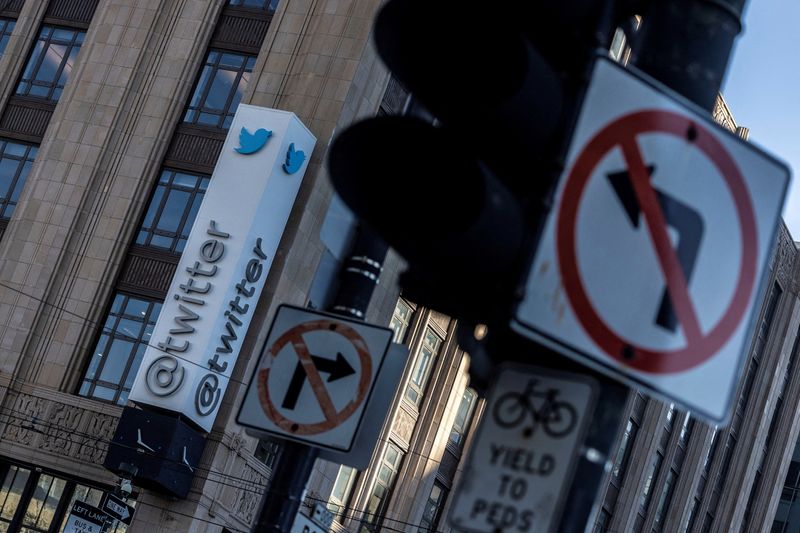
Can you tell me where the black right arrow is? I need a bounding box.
[607,165,704,333]
[281,353,356,410]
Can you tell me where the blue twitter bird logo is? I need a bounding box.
[235,127,272,155]
[283,143,306,174]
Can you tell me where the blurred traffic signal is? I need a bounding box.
[327,0,634,322]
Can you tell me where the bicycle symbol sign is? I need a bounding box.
[237,305,393,451]
[449,366,597,533]
[492,379,577,439]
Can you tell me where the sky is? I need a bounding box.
[722,0,800,238]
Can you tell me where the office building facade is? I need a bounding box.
[0,0,412,530]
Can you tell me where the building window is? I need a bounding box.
[328,465,358,520]
[0,461,133,533]
[0,18,15,56]
[16,26,84,102]
[636,451,664,530]
[612,418,638,481]
[254,438,282,469]
[228,0,280,11]
[183,50,255,129]
[652,468,677,532]
[609,28,626,61]
[449,388,477,446]
[701,511,714,533]
[772,441,800,532]
[359,443,403,532]
[678,414,694,448]
[0,464,29,529]
[594,508,611,532]
[686,497,701,532]
[419,481,447,532]
[0,140,36,220]
[389,298,414,344]
[78,293,162,405]
[135,169,209,253]
[405,327,442,406]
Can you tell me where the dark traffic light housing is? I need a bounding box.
[327,0,634,324]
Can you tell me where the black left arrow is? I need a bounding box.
[281,353,356,410]
[607,164,704,333]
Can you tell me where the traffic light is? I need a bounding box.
[327,0,633,322]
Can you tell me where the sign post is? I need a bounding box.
[513,57,790,422]
[449,365,598,532]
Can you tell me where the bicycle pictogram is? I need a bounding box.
[492,379,577,438]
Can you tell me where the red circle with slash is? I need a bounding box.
[556,110,758,373]
[257,320,372,435]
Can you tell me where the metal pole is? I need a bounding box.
[252,226,388,532]
[631,0,747,112]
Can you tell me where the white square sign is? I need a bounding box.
[449,366,597,533]
[513,57,790,422]
[237,305,393,451]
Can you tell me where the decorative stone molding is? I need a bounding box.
[392,405,416,447]
[713,95,737,132]
[774,223,796,291]
[0,388,119,467]
[40,401,82,455]
[233,462,267,526]
[1,393,45,446]
[75,413,117,464]
[430,311,451,334]
[203,430,270,529]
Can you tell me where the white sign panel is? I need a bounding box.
[130,105,316,431]
[291,512,328,533]
[237,305,392,451]
[513,57,789,422]
[317,343,408,469]
[449,366,596,533]
[62,501,107,533]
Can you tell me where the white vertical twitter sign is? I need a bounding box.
[129,105,316,432]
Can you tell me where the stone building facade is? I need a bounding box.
[0,0,410,531]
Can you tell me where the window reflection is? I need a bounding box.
[0,18,15,57]
[0,139,37,220]
[136,169,209,253]
[0,465,32,528]
[405,328,442,406]
[183,50,255,129]
[0,463,134,533]
[79,293,162,405]
[227,0,280,12]
[16,26,84,102]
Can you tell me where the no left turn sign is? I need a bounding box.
[559,110,758,373]
[237,305,392,451]
[514,57,789,422]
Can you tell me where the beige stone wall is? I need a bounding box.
[0,0,484,530]
[0,0,224,492]
[0,0,403,530]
